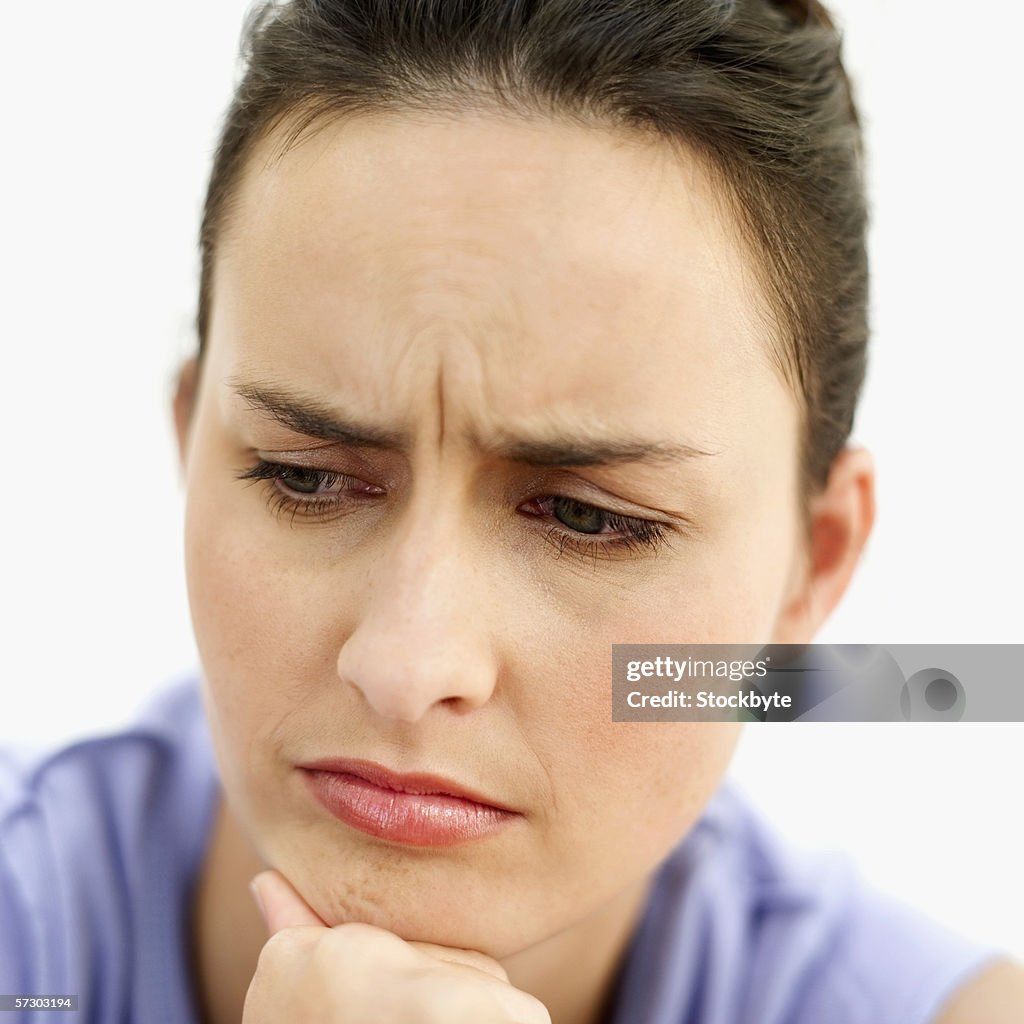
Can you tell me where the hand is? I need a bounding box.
[242,869,552,1024]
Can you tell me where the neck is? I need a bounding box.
[190,791,652,1024]
[500,875,650,1024]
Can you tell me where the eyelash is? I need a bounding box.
[234,459,671,561]
[235,460,380,524]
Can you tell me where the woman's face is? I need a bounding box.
[178,110,810,956]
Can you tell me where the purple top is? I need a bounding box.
[0,676,1000,1023]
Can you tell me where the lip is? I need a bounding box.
[297,758,521,847]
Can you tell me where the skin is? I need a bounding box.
[171,108,1020,1022]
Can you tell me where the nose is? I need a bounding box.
[335,487,499,723]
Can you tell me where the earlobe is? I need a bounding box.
[172,355,200,474]
[776,446,876,643]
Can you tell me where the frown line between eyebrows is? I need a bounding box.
[226,376,721,469]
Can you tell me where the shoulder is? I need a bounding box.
[933,959,1024,1023]
[784,870,1006,1024]
[0,674,213,843]
[0,675,218,990]
[634,781,1010,1024]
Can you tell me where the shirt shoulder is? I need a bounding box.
[785,865,1000,1024]
[609,780,1002,1024]
[0,675,219,1020]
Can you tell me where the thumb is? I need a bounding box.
[250,869,329,936]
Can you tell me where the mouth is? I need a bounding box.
[296,758,522,847]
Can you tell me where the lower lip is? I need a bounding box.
[299,769,519,847]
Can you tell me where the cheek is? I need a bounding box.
[520,525,777,865]
[184,483,296,687]
[514,612,741,880]
[183,423,347,678]
[548,712,741,850]
[182,446,341,799]
[514,693,739,949]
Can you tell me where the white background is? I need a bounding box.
[2,1,1021,962]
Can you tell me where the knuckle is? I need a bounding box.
[528,1000,554,1024]
[255,926,316,970]
[489,984,553,1024]
[255,929,291,967]
[416,976,512,1022]
[325,921,408,960]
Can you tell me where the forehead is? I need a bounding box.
[210,109,786,446]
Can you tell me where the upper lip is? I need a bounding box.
[298,757,519,813]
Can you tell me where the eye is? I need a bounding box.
[235,459,673,559]
[522,496,670,560]
[234,459,383,524]
[549,497,608,534]
[271,465,347,496]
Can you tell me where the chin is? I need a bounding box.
[280,845,545,956]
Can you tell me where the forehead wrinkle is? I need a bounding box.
[224,371,720,470]
[215,112,775,478]
[435,356,447,454]
[222,111,775,389]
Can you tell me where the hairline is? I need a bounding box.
[214,94,803,402]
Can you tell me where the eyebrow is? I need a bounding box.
[229,376,407,449]
[227,377,718,468]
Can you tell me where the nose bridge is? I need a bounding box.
[336,463,496,723]
[380,468,478,628]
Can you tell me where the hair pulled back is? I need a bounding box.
[198,0,868,495]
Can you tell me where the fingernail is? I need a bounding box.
[249,877,268,925]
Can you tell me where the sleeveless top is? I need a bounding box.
[0,675,1000,1023]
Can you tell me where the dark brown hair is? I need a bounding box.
[197,0,868,497]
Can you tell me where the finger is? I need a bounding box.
[250,869,328,936]
[406,940,510,983]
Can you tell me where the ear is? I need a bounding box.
[172,355,200,474]
[773,446,876,643]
